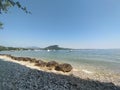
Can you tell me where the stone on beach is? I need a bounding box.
[46,61,59,70]
[55,63,73,72]
[11,57,31,61]
[0,54,73,73]
[28,58,37,63]
[34,60,47,67]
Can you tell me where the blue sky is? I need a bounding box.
[0,0,120,49]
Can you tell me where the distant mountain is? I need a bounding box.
[43,45,70,50]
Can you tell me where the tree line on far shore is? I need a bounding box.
[0,46,28,51]
[0,45,71,51]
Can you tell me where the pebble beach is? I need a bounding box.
[0,55,120,90]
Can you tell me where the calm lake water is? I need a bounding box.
[0,49,120,73]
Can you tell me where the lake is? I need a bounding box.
[0,49,120,73]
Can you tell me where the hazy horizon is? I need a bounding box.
[1,0,120,49]
[1,44,120,50]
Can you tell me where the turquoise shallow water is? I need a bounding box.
[0,49,120,73]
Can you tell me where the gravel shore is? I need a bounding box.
[0,57,120,90]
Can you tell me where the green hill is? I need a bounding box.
[43,45,70,50]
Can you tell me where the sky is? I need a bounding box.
[0,0,120,49]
